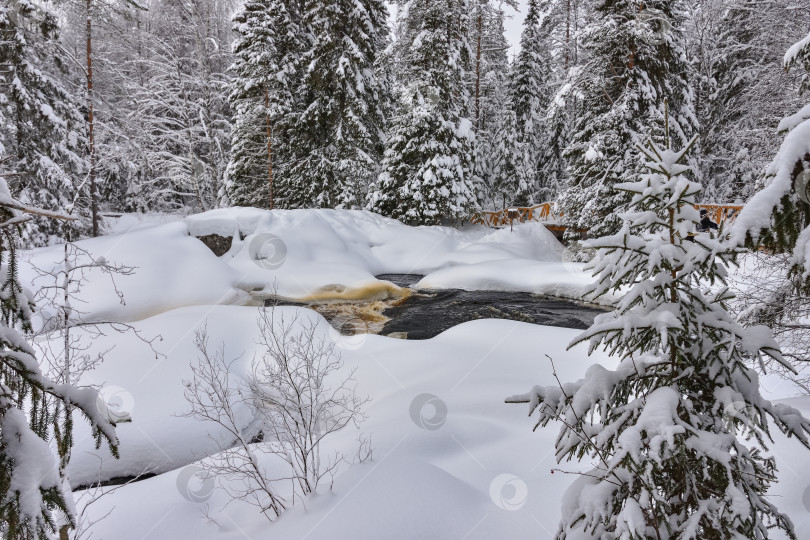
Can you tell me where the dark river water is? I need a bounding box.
[273,274,606,340]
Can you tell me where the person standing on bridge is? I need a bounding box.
[697,208,719,233]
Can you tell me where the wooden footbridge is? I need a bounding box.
[470,202,744,235]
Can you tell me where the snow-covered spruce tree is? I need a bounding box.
[469,1,513,136]
[0,0,88,246]
[227,0,305,209]
[282,0,389,209]
[534,0,591,201]
[0,182,122,539]
[486,108,529,208]
[510,0,553,202]
[558,0,695,239]
[367,0,478,225]
[469,1,514,208]
[508,130,810,538]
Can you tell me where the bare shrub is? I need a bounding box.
[183,307,370,520]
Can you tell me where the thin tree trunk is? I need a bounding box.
[264,87,274,210]
[629,3,642,71]
[475,7,482,128]
[86,0,98,236]
[565,0,570,70]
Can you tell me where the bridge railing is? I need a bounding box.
[470,202,745,229]
[469,202,562,228]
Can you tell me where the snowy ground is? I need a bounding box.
[18,209,810,539]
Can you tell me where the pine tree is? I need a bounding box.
[284,0,389,209]
[509,123,810,539]
[227,0,305,209]
[367,0,478,224]
[558,0,696,239]
[0,0,88,245]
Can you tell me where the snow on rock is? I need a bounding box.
[189,207,589,301]
[22,208,589,326]
[21,221,248,326]
[417,259,591,299]
[66,305,267,487]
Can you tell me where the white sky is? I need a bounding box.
[386,1,529,59]
[503,1,529,57]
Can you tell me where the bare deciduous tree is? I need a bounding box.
[731,252,810,394]
[183,307,370,521]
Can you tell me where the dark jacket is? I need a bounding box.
[697,216,718,232]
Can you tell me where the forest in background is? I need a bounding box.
[2,0,810,241]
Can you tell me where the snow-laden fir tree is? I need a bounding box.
[510,0,553,202]
[0,179,123,539]
[0,0,88,245]
[227,0,305,209]
[469,1,513,135]
[558,0,696,239]
[367,0,478,225]
[469,2,523,209]
[484,108,529,208]
[508,124,810,538]
[283,0,389,208]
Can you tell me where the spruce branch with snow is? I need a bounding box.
[729,29,810,293]
[508,122,810,539]
[0,180,122,540]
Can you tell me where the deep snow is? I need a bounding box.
[17,208,810,539]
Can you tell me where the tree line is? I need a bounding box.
[2,0,810,241]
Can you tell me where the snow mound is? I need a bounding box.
[187,207,580,300]
[66,307,810,539]
[20,208,589,325]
